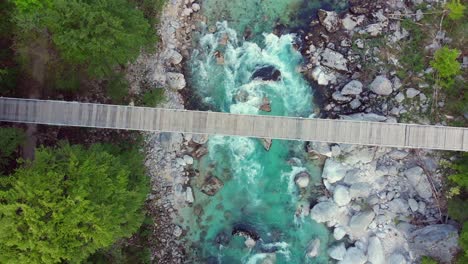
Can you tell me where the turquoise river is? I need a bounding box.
[179,1,347,263]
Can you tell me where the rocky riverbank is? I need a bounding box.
[300,0,460,263]
[128,0,461,263]
[125,0,207,263]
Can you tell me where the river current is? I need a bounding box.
[178,1,346,263]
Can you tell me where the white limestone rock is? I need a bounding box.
[183,155,194,165]
[245,237,256,248]
[166,72,186,90]
[338,247,367,264]
[334,185,351,206]
[295,171,310,188]
[348,211,375,237]
[406,88,420,98]
[322,159,350,183]
[404,166,432,200]
[185,187,194,203]
[332,91,352,102]
[408,198,419,212]
[191,3,200,12]
[311,66,337,85]
[341,80,363,95]
[329,242,346,260]
[192,134,208,145]
[367,237,385,264]
[388,253,407,264]
[342,14,365,31]
[308,142,332,157]
[334,226,347,240]
[395,92,405,103]
[370,75,393,96]
[318,9,341,32]
[310,201,340,224]
[349,182,372,199]
[321,48,348,71]
[349,98,362,109]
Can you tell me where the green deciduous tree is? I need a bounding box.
[0,143,149,263]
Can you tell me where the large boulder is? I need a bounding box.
[369,75,393,96]
[334,185,351,206]
[307,142,332,157]
[322,159,350,183]
[295,171,310,188]
[329,242,346,260]
[367,236,385,264]
[333,226,347,240]
[166,72,186,90]
[349,182,372,199]
[321,48,348,71]
[388,253,407,264]
[310,201,340,224]
[403,166,432,200]
[311,66,337,85]
[348,211,375,237]
[338,247,367,264]
[200,175,224,196]
[342,14,365,31]
[341,80,363,95]
[409,224,459,263]
[252,65,281,81]
[318,9,341,32]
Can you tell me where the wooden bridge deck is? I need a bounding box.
[1,97,467,151]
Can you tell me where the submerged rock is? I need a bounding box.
[260,97,271,112]
[232,223,260,240]
[261,138,272,151]
[306,238,321,258]
[185,187,194,204]
[215,230,231,246]
[252,65,281,81]
[245,237,256,248]
[201,175,224,196]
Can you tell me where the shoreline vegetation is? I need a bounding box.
[0,0,466,263]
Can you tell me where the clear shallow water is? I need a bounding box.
[179,1,348,263]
